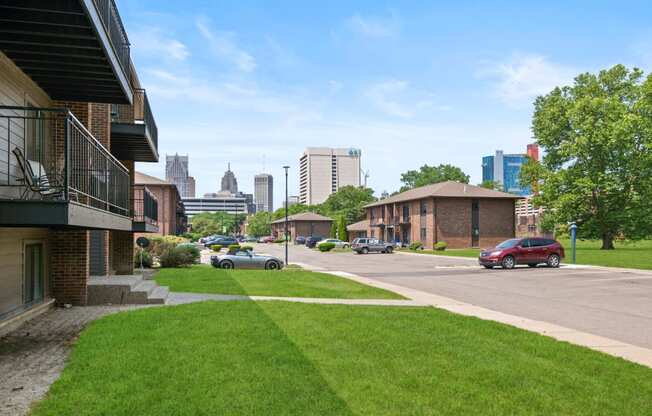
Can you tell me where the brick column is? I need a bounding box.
[49,230,89,306]
[111,230,134,275]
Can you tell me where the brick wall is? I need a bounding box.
[49,230,89,306]
[111,230,134,275]
[478,199,515,248]
[435,198,472,249]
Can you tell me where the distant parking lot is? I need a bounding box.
[259,243,652,349]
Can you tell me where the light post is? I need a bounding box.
[570,222,578,264]
[283,165,290,266]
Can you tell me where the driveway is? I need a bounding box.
[258,243,652,349]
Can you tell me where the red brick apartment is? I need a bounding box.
[134,172,188,237]
[364,181,520,249]
[271,212,333,240]
[0,1,160,331]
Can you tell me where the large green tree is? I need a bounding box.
[399,164,469,192]
[321,185,376,224]
[246,212,272,237]
[531,64,652,249]
[190,212,245,236]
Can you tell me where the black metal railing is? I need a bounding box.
[133,185,158,225]
[0,106,130,217]
[111,88,158,149]
[91,0,131,81]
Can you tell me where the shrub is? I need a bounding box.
[434,241,448,251]
[159,245,199,268]
[211,244,222,252]
[409,241,424,251]
[227,244,241,254]
[318,242,336,252]
[240,245,253,252]
[148,235,189,258]
[133,248,153,268]
[274,239,285,243]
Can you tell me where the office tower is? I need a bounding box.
[220,163,238,194]
[299,147,361,205]
[254,173,274,212]
[482,149,530,196]
[165,153,194,197]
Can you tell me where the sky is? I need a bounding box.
[118,0,652,209]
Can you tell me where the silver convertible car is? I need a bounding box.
[210,250,284,270]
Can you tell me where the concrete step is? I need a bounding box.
[148,286,170,305]
[126,280,158,304]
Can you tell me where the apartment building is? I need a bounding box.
[0,1,160,328]
[135,172,187,237]
[364,181,520,249]
[254,173,273,212]
[270,212,332,241]
[299,147,361,205]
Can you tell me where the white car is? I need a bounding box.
[316,238,350,249]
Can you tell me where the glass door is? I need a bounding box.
[24,243,44,305]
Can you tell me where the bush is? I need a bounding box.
[149,235,189,258]
[159,245,199,268]
[274,239,286,243]
[318,242,336,252]
[133,248,153,268]
[434,241,448,251]
[409,241,423,251]
[211,244,222,252]
[240,245,253,252]
[227,244,241,254]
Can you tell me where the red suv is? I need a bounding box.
[479,237,564,269]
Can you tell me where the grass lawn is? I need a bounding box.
[402,239,652,270]
[154,265,403,299]
[33,301,652,415]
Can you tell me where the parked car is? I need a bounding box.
[259,236,275,243]
[211,249,284,270]
[316,238,349,249]
[305,236,324,248]
[295,236,306,245]
[478,237,565,269]
[351,238,394,254]
[205,236,238,248]
[244,236,258,243]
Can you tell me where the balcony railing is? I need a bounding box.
[92,0,131,82]
[112,88,158,148]
[0,106,130,217]
[133,186,158,226]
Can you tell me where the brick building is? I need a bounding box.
[270,212,333,240]
[0,2,160,330]
[364,181,520,249]
[135,172,187,236]
[346,220,369,242]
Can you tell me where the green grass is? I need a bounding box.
[33,301,652,415]
[154,265,403,299]
[402,239,652,270]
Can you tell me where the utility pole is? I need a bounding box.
[283,165,290,266]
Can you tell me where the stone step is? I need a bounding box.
[125,280,158,304]
[148,286,170,305]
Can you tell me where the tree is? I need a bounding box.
[330,221,337,238]
[532,64,652,249]
[321,186,376,224]
[271,203,322,221]
[479,180,503,191]
[399,164,469,192]
[337,216,347,241]
[246,212,272,237]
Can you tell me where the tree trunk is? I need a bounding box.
[601,233,615,250]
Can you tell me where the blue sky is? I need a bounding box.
[119,0,652,208]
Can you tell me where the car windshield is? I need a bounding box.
[496,239,521,249]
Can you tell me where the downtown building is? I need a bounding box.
[182,165,255,218]
[165,153,195,198]
[254,173,273,212]
[481,144,539,196]
[0,1,164,327]
[299,147,361,205]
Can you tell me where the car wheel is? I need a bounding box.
[343,244,349,249]
[385,246,393,253]
[528,264,538,268]
[501,255,515,269]
[361,247,369,254]
[483,265,493,269]
[547,254,561,268]
[266,260,279,270]
[220,260,234,269]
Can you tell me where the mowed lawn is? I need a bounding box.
[33,301,652,415]
[404,239,652,270]
[155,265,403,299]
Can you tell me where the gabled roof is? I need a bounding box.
[135,171,172,186]
[346,219,369,231]
[365,181,521,208]
[271,212,333,224]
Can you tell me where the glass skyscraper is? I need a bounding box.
[482,150,531,196]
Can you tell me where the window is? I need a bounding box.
[420,200,427,216]
[370,230,375,238]
[420,227,427,241]
[402,205,409,219]
[24,243,44,305]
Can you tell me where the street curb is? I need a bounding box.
[295,262,652,369]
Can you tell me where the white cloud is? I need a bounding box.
[196,19,256,72]
[479,54,577,107]
[365,79,412,118]
[130,28,189,61]
[347,13,400,38]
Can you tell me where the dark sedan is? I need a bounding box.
[479,237,565,269]
[305,236,324,248]
[205,237,238,248]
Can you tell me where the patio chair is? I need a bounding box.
[12,147,65,200]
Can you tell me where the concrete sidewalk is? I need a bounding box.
[167,292,426,307]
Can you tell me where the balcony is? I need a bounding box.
[0,0,132,104]
[399,216,411,225]
[370,217,385,227]
[0,106,132,230]
[132,185,158,233]
[111,88,159,162]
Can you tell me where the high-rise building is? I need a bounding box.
[527,143,540,161]
[482,149,530,196]
[299,147,361,205]
[283,195,300,208]
[254,173,274,212]
[220,163,238,194]
[165,153,195,197]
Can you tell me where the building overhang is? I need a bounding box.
[132,221,159,233]
[111,122,159,162]
[0,0,132,104]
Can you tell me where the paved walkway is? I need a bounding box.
[168,292,426,306]
[0,305,147,416]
